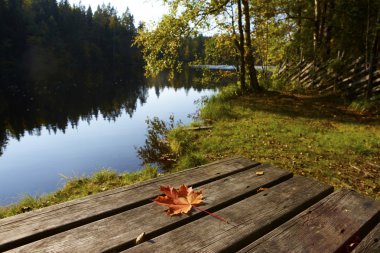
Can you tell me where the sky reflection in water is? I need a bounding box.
[0,87,215,205]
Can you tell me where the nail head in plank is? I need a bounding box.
[238,190,380,253]
[8,164,291,253]
[123,176,333,253]
[0,157,259,251]
[353,222,380,253]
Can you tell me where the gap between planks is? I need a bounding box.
[353,222,380,253]
[237,190,380,253]
[0,157,259,251]
[122,176,334,253]
[7,164,292,253]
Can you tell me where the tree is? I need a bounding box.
[237,0,246,89]
[134,0,261,92]
[242,0,260,91]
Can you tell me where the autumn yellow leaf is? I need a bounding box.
[257,187,269,192]
[153,185,203,216]
[256,171,265,176]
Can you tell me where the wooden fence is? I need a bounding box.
[278,56,380,99]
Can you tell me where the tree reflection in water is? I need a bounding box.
[0,67,235,157]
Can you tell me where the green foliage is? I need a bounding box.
[168,127,197,155]
[133,0,238,79]
[349,98,380,114]
[134,15,189,78]
[136,110,212,172]
[92,169,119,185]
[180,35,207,63]
[250,0,380,100]
[251,0,291,65]
[200,83,242,120]
[0,0,141,85]
[326,57,345,76]
[257,70,274,90]
[174,153,207,171]
[121,164,158,184]
[137,115,179,169]
[204,34,238,66]
[192,68,238,87]
[137,115,207,171]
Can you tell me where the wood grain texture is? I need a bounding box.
[9,164,291,253]
[0,157,259,251]
[124,176,333,253]
[238,190,380,253]
[353,223,380,253]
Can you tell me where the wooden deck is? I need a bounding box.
[0,157,379,252]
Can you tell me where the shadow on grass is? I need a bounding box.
[237,91,380,125]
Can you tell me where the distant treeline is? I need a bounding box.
[0,0,141,86]
[0,0,144,156]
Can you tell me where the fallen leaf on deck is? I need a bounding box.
[135,232,146,245]
[257,187,269,192]
[256,171,265,176]
[153,185,203,216]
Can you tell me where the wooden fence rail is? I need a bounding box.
[278,56,380,99]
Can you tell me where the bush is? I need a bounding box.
[168,127,196,156]
[136,115,179,169]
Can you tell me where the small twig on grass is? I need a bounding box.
[367,162,380,169]
[184,126,213,131]
[349,163,361,173]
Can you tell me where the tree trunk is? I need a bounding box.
[324,0,334,58]
[297,3,303,62]
[366,12,380,100]
[242,0,260,91]
[230,2,240,73]
[237,0,246,90]
[313,0,321,62]
[319,0,327,60]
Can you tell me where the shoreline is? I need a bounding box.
[1,84,379,219]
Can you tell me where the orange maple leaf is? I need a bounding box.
[153,185,203,216]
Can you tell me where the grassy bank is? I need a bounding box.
[168,84,380,199]
[0,165,158,219]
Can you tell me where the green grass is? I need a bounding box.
[171,85,380,199]
[348,97,380,114]
[0,165,159,219]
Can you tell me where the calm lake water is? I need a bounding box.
[0,71,217,206]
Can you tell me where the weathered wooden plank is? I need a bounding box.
[353,223,380,253]
[123,176,333,253]
[8,164,292,253]
[238,190,380,253]
[0,157,259,251]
